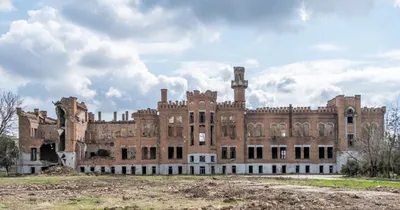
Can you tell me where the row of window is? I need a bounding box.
[80,166,159,175]
[189,111,214,124]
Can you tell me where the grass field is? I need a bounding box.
[1,175,400,209]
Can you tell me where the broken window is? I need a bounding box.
[176,126,183,137]
[304,147,310,159]
[168,116,174,124]
[178,166,183,174]
[199,132,205,146]
[211,156,215,162]
[190,166,194,175]
[259,165,263,173]
[329,165,334,173]
[210,112,214,124]
[347,116,353,124]
[190,126,194,145]
[176,147,183,159]
[229,125,236,139]
[31,148,37,161]
[295,147,301,159]
[305,165,310,173]
[248,147,254,159]
[270,124,279,137]
[222,147,228,159]
[303,123,310,136]
[294,123,302,137]
[282,165,287,174]
[210,125,214,145]
[101,167,105,173]
[142,147,148,160]
[211,166,215,174]
[256,147,263,159]
[128,147,136,160]
[248,165,253,174]
[150,147,157,159]
[131,166,135,174]
[122,166,126,174]
[230,147,236,159]
[280,124,287,137]
[348,134,354,147]
[199,156,205,162]
[272,147,278,159]
[222,166,226,174]
[247,124,255,137]
[222,125,228,137]
[189,112,194,124]
[168,166,173,175]
[319,147,325,159]
[280,147,286,159]
[111,167,115,174]
[168,126,174,137]
[272,165,276,174]
[121,147,128,160]
[190,155,194,162]
[168,147,174,159]
[232,165,236,174]
[327,147,333,159]
[142,166,146,175]
[80,167,85,173]
[152,166,156,174]
[296,165,300,173]
[319,124,325,137]
[199,111,205,123]
[319,165,324,174]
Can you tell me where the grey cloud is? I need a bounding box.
[79,48,131,69]
[260,77,296,93]
[309,86,343,106]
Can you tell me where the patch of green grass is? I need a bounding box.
[270,178,400,189]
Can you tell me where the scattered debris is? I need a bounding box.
[41,166,77,176]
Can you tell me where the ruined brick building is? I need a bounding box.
[16,67,386,175]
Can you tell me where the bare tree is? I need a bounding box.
[385,102,400,178]
[0,90,23,136]
[0,135,19,176]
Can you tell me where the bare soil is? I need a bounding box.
[0,176,400,210]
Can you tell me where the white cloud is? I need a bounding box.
[105,87,122,98]
[0,0,13,12]
[394,0,400,7]
[311,43,344,52]
[244,59,260,68]
[378,50,400,60]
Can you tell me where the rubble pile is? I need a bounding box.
[42,166,77,176]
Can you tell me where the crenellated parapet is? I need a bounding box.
[246,106,337,114]
[158,100,188,109]
[316,107,337,113]
[132,108,158,118]
[361,106,386,113]
[247,107,290,114]
[217,101,245,109]
[293,107,312,113]
[186,90,217,101]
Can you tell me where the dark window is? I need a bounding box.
[31,148,37,161]
[272,165,276,174]
[152,166,156,174]
[199,111,205,123]
[282,165,286,174]
[230,147,236,159]
[31,167,35,174]
[122,166,126,174]
[121,148,128,160]
[295,147,301,159]
[272,147,278,159]
[305,165,310,173]
[101,167,105,173]
[348,134,354,147]
[142,166,146,175]
[90,167,95,172]
[142,147,148,160]
[199,156,205,162]
[280,147,286,159]
[200,166,206,174]
[111,167,115,174]
[296,165,300,173]
[248,147,255,159]
[249,165,253,174]
[319,147,325,159]
[259,165,263,174]
[168,147,174,159]
[329,165,334,174]
[347,116,353,124]
[178,166,183,174]
[211,156,215,162]
[176,147,183,159]
[189,112,194,124]
[327,147,333,159]
[190,155,194,162]
[319,165,324,174]
[304,147,310,159]
[131,166,135,174]
[210,112,214,124]
[256,147,263,159]
[150,147,157,159]
[210,125,214,145]
[190,166,194,175]
[222,166,226,174]
[232,165,236,174]
[222,147,228,159]
[80,167,85,173]
[168,166,173,175]
[190,126,194,145]
[211,166,215,174]
[168,126,174,137]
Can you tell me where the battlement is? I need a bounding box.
[361,107,387,113]
[246,106,337,114]
[186,90,217,100]
[159,100,188,109]
[247,107,290,114]
[217,101,246,109]
[132,108,158,117]
[316,107,337,113]
[234,66,245,73]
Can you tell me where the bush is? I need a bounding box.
[341,159,361,177]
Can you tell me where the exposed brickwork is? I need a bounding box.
[16,67,386,174]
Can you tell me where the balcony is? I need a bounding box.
[231,80,248,88]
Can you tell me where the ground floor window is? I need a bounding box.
[272,165,276,174]
[232,165,236,174]
[168,166,173,175]
[258,165,263,174]
[249,165,253,174]
[211,166,215,174]
[200,166,206,175]
[305,165,310,173]
[122,166,126,174]
[142,166,146,175]
[329,165,334,174]
[319,165,324,174]
[178,166,182,175]
[131,166,135,174]
[101,167,105,173]
[152,166,156,174]
[80,167,85,173]
[190,166,194,175]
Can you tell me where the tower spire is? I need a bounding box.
[231,66,248,103]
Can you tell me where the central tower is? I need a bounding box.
[231,66,248,103]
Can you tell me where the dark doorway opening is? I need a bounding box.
[57,107,66,151]
[40,142,59,163]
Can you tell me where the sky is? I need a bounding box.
[1,0,400,120]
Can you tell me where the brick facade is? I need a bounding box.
[16,67,386,175]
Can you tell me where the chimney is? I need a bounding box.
[161,89,167,102]
[88,112,94,122]
[125,111,129,121]
[34,108,39,116]
[122,113,125,121]
[114,111,117,121]
[98,111,102,122]
[16,107,22,115]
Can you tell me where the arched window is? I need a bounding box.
[346,107,355,124]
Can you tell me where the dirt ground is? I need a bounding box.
[1,175,400,210]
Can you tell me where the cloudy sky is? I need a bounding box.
[1,0,400,120]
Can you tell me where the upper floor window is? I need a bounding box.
[210,112,214,124]
[189,112,194,124]
[199,111,205,124]
[347,108,354,124]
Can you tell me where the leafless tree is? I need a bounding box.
[0,90,23,136]
[385,102,400,178]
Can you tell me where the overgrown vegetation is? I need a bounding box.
[0,90,22,176]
